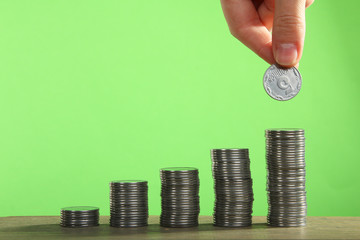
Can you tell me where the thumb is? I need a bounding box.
[273,0,306,67]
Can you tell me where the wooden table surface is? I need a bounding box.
[0,216,359,239]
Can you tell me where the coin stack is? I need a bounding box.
[110,180,148,227]
[160,167,200,228]
[266,129,307,227]
[211,149,254,227]
[60,206,99,228]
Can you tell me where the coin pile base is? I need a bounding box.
[160,167,200,228]
[266,129,307,227]
[110,180,148,228]
[60,206,99,228]
[211,149,254,227]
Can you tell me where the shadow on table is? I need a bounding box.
[0,223,269,237]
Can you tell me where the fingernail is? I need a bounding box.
[275,44,298,66]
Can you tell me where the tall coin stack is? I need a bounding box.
[60,206,99,228]
[110,180,148,227]
[160,167,200,228]
[211,149,254,227]
[266,129,307,227]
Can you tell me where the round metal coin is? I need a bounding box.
[263,65,302,101]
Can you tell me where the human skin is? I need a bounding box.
[220,0,314,68]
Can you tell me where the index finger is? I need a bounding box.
[221,0,275,64]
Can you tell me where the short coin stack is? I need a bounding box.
[266,129,307,227]
[60,206,99,228]
[110,180,148,227]
[160,167,200,228]
[211,149,254,227]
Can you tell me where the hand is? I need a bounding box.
[221,0,314,67]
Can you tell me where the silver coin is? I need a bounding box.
[263,65,302,101]
[265,129,307,227]
[160,167,200,227]
[211,148,254,227]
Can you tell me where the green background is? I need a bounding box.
[0,0,359,217]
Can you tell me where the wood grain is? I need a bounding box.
[0,216,359,239]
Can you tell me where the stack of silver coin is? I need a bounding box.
[266,129,307,227]
[211,149,254,227]
[110,180,148,227]
[160,167,200,228]
[60,206,99,227]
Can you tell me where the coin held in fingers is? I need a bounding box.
[263,64,302,101]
